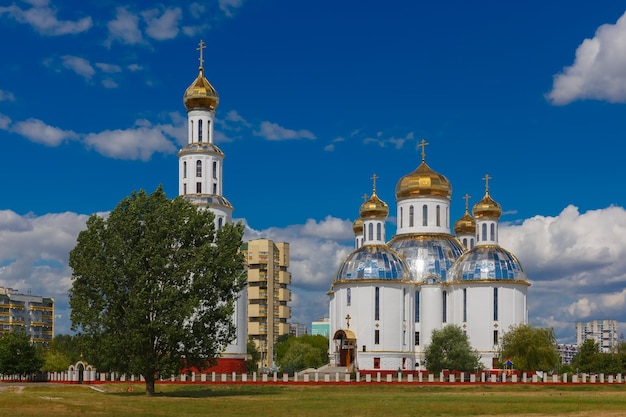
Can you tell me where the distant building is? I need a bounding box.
[312,318,330,338]
[243,239,292,369]
[556,343,578,365]
[0,287,54,346]
[290,322,307,337]
[576,320,619,353]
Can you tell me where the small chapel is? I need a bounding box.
[328,141,529,371]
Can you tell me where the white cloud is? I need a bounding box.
[301,216,354,240]
[95,62,122,73]
[11,118,79,146]
[106,7,143,46]
[363,131,415,148]
[61,55,95,80]
[219,0,244,17]
[0,113,11,130]
[84,121,178,161]
[548,11,626,105]
[0,90,15,102]
[254,121,316,141]
[142,7,182,40]
[0,1,92,36]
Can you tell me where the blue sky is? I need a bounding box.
[2,0,626,344]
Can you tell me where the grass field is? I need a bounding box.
[1,383,625,416]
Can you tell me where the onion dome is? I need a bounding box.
[183,67,219,111]
[334,245,410,282]
[473,175,501,219]
[360,192,388,219]
[352,217,363,235]
[454,194,476,235]
[449,246,528,282]
[395,140,451,200]
[388,234,464,283]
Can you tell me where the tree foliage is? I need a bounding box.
[572,339,623,374]
[424,325,482,373]
[498,324,559,371]
[0,329,44,377]
[275,334,329,373]
[246,338,261,374]
[42,334,84,372]
[69,187,246,395]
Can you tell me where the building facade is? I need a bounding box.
[178,41,247,372]
[576,319,619,353]
[329,142,530,371]
[243,239,291,369]
[0,287,54,346]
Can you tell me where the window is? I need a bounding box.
[196,160,202,177]
[347,288,351,306]
[183,161,187,178]
[415,290,420,322]
[490,223,495,241]
[442,290,447,323]
[376,223,381,241]
[212,161,217,179]
[368,223,373,241]
[463,238,467,247]
[374,357,380,369]
[400,207,403,228]
[493,288,498,321]
[183,183,187,194]
[414,331,420,346]
[213,184,217,194]
[196,182,202,193]
[218,218,223,229]
[482,223,487,241]
[409,206,414,227]
[422,205,428,226]
[463,288,467,322]
[493,330,499,345]
[375,287,380,320]
[198,119,203,142]
[374,329,380,345]
[436,205,441,226]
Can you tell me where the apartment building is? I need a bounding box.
[0,287,54,346]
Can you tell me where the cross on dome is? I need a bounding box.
[197,39,206,69]
[370,173,378,193]
[463,193,471,211]
[482,174,492,193]
[417,139,429,162]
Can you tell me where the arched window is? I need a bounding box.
[198,120,203,142]
[376,223,381,241]
[213,161,217,179]
[183,161,187,178]
[415,290,420,322]
[436,205,441,226]
[409,206,414,227]
[490,223,495,241]
[493,288,499,321]
[463,238,468,247]
[400,207,403,228]
[482,223,487,241]
[375,287,380,320]
[218,217,223,229]
[196,160,202,177]
[463,288,467,322]
[422,205,428,226]
[368,223,373,241]
[442,291,447,323]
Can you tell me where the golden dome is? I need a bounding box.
[352,217,363,234]
[395,161,452,200]
[360,192,388,219]
[454,210,475,235]
[183,67,219,111]
[473,174,502,219]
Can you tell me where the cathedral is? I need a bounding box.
[328,142,529,371]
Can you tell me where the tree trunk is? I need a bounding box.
[144,372,156,396]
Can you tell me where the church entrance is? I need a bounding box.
[333,329,356,368]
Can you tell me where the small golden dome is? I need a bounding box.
[360,192,388,219]
[352,217,363,234]
[395,161,452,200]
[183,67,219,111]
[454,210,476,235]
[473,192,501,219]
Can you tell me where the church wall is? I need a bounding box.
[396,197,450,235]
[415,284,442,360]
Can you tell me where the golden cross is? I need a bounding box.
[417,139,429,162]
[483,174,492,192]
[362,193,368,203]
[463,193,471,212]
[197,40,206,68]
[345,314,351,329]
[370,173,378,193]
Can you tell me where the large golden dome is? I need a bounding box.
[395,161,452,200]
[473,192,502,219]
[360,192,388,219]
[183,67,219,111]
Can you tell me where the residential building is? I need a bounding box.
[0,287,54,346]
[312,318,330,338]
[556,343,578,365]
[290,322,307,337]
[576,319,619,353]
[243,239,291,369]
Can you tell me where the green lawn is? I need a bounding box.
[1,383,625,416]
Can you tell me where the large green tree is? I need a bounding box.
[275,334,329,372]
[424,325,482,373]
[69,187,246,395]
[0,329,44,378]
[572,339,623,374]
[498,324,559,372]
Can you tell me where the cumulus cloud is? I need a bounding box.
[254,121,316,141]
[61,55,95,80]
[11,118,79,146]
[0,113,11,130]
[363,131,415,148]
[142,7,182,40]
[548,11,626,105]
[219,0,244,17]
[0,0,92,36]
[106,7,143,46]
